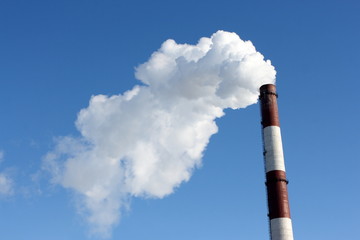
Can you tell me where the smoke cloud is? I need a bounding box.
[43,30,276,237]
[0,151,14,197]
[0,173,13,196]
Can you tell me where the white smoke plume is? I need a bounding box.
[0,151,14,197]
[0,173,13,196]
[43,30,276,237]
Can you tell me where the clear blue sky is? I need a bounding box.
[0,0,359,239]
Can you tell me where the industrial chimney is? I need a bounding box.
[259,84,294,240]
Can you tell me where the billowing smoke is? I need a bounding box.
[43,30,276,237]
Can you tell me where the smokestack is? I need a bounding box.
[259,84,294,240]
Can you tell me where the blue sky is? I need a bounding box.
[0,0,359,239]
